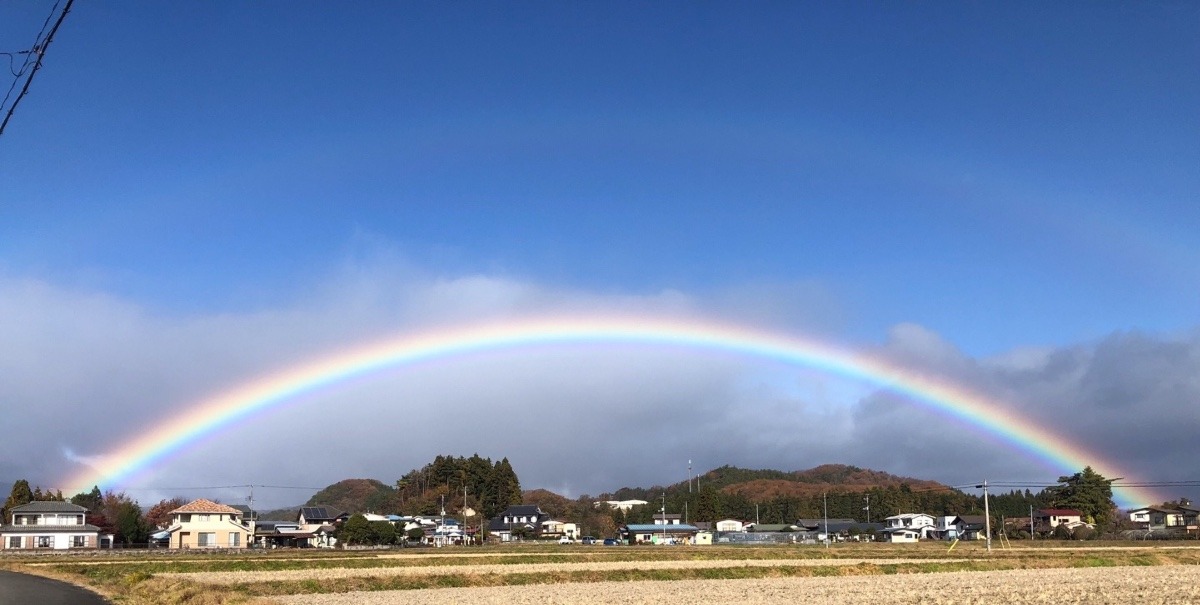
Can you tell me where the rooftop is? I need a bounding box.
[171,498,242,515]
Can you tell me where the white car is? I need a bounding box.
[558,536,575,544]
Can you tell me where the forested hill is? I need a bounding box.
[305,478,395,513]
[605,464,946,502]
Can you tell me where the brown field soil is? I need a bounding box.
[158,557,965,584]
[274,565,1200,605]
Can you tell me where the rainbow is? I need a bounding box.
[62,316,1159,507]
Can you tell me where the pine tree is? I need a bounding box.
[1045,466,1116,530]
[3,480,34,520]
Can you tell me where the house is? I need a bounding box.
[622,523,702,545]
[0,501,101,550]
[488,505,548,541]
[652,513,683,525]
[1129,505,1200,533]
[884,513,937,539]
[1035,509,1083,530]
[957,515,988,540]
[166,499,252,549]
[255,519,338,549]
[715,519,745,532]
[883,527,921,543]
[298,506,347,526]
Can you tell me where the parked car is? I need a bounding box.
[581,536,596,545]
[603,538,619,545]
[558,536,574,544]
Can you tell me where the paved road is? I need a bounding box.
[0,570,109,605]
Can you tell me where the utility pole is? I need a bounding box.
[688,459,693,493]
[823,492,829,547]
[864,494,870,524]
[977,481,992,553]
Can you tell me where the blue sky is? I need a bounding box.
[2,2,1198,505]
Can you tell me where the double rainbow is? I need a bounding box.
[62,316,1158,507]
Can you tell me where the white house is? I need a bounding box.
[884,513,937,539]
[0,501,101,550]
[883,527,921,543]
[715,519,745,532]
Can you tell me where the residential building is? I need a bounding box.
[166,499,252,549]
[715,519,745,532]
[488,504,548,541]
[623,523,702,544]
[1035,509,1082,530]
[0,501,101,550]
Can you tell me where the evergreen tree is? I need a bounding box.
[1045,466,1116,530]
[71,486,104,513]
[3,480,34,520]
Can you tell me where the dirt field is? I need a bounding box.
[274,565,1200,605]
[161,557,963,584]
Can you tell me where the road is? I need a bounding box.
[0,570,109,605]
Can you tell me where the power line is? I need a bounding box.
[0,0,74,138]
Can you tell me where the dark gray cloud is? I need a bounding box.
[1,271,1196,510]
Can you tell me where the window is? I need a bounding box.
[37,536,52,548]
[197,532,216,547]
[72,535,87,548]
[228,532,240,547]
[196,514,210,522]
[8,536,21,548]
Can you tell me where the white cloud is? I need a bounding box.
[1,267,1197,509]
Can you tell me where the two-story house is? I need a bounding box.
[0,501,101,550]
[882,513,937,542]
[487,504,547,541]
[166,499,252,549]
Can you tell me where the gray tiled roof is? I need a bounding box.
[0,524,101,533]
[9,501,88,514]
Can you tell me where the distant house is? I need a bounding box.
[0,501,101,550]
[166,499,252,549]
[488,505,548,542]
[715,519,745,532]
[652,513,682,525]
[623,523,702,544]
[883,527,921,543]
[1129,505,1199,533]
[298,506,348,526]
[1035,509,1083,530]
[925,515,986,541]
[884,513,937,539]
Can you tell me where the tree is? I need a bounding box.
[70,486,103,513]
[100,492,147,545]
[144,498,187,529]
[338,514,373,546]
[3,480,34,520]
[1045,466,1117,530]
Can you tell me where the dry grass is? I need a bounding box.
[6,542,1200,604]
[272,565,1200,605]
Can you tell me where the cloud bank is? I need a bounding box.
[1,266,1195,509]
